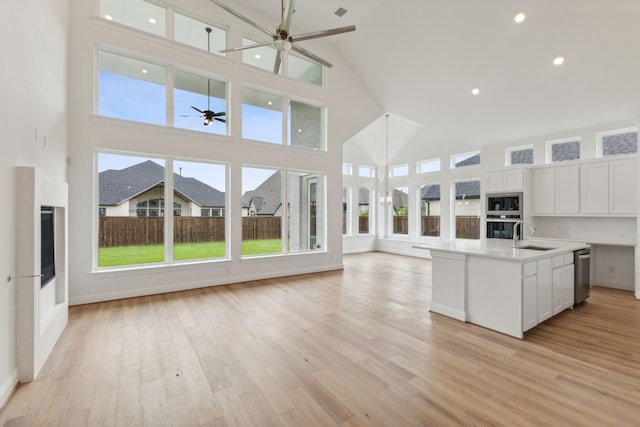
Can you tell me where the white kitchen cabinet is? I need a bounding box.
[609,158,637,214]
[486,169,525,193]
[522,262,538,332]
[581,162,609,214]
[551,253,574,315]
[532,165,579,215]
[536,258,552,322]
[555,165,580,214]
[532,168,556,214]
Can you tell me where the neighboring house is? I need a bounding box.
[419,180,481,216]
[241,171,283,217]
[358,188,371,215]
[99,160,225,217]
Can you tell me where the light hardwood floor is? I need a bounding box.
[2,252,640,426]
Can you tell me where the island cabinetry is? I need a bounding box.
[552,253,574,315]
[430,251,466,321]
[536,258,553,323]
[522,261,538,332]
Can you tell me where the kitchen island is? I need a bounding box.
[415,239,589,338]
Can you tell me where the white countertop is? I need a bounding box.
[413,238,589,262]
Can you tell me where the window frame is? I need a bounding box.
[546,136,581,163]
[506,144,534,166]
[596,127,638,158]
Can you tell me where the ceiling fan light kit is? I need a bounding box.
[210,0,355,74]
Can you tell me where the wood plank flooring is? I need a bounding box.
[2,252,640,426]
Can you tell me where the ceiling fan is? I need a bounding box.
[210,0,356,74]
[179,27,226,126]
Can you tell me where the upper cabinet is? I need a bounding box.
[532,165,579,215]
[534,157,637,217]
[485,168,527,193]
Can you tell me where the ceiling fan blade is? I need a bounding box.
[178,115,198,117]
[219,40,274,54]
[209,0,275,39]
[290,45,333,68]
[291,25,356,43]
[191,106,204,114]
[280,0,296,33]
[212,112,226,117]
[214,118,226,123]
[273,50,283,74]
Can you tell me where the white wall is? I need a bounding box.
[66,0,380,304]
[0,0,69,406]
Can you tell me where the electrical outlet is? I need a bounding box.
[608,266,615,274]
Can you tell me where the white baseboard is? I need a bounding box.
[0,369,18,412]
[70,262,344,306]
[430,303,466,322]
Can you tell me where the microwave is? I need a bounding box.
[486,192,522,216]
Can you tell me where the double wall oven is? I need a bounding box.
[486,192,523,240]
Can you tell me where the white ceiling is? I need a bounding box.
[216,0,640,154]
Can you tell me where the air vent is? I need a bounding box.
[334,7,348,18]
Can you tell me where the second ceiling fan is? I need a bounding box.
[210,0,355,74]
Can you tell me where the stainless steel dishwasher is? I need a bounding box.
[574,248,590,304]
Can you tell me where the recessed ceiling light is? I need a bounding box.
[149,18,157,24]
[553,56,565,66]
[141,69,148,74]
[514,13,526,23]
[297,128,303,133]
[267,100,273,106]
[104,14,113,21]
[254,54,261,59]
[471,88,480,95]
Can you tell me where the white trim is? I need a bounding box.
[429,303,467,322]
[0,369,18,411]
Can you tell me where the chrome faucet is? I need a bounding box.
[513,220,536,247]
[513,221,524,247]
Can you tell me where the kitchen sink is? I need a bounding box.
[515,245,554,251]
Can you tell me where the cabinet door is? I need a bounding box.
[503,169,524,191]
[533,168,555,214]
[609,159,637,214]
[537,258,552,322]
[555,165,580,214]
[523,275,538,332]
[553,264,575,315]
[486,172,505,193]
[562,264,574,309]
[581,162,609,214]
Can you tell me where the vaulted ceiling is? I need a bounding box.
[219,0,640,155]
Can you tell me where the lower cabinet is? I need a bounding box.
[552,264,574,315]
[522,275,538,332]
[536,258,553,323]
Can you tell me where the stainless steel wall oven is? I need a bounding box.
[486,193,523,240]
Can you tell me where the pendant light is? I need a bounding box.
[379,113,393,206]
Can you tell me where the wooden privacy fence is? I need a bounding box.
[99,216,281,247]
[421,216,440,237]
[456,216,480,239]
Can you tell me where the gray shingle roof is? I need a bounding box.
[418,182,480,200]
[241,171,282,215]
[99,160,225,207]
[551,140,580,162]
[602,131,638,156]
[455,153,481,167]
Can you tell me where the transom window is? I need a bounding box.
[452,151,481,168]
[417,158,441,174]
[506,145,533,166]
[390,164,409,177]
[358,165,375,178]
[547,137,580,163]
[597,128,638,157]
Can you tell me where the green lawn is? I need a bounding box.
[98,240,282,267]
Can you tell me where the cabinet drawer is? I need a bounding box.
[563,253,574,266]
[523,262,537,277]
[552,255,565,269]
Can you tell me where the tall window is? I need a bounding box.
[242,88,283,144]
[174,14,226,54]
[289,54,322,86]
[97,153,166,267]
[98,51,166,126]
[100,0,166,36]
[173,160,226,262]
[597,128,638,157]
[507,146,534,165]
[420,184,440,237]
[392,186,409,235]
[342,187,351,235]
[289,100,323,150]
[174,70,227,135]
[358,188,372,234]
[241,167,324,255]
[547,137,580,163]
[454,180,480,240]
